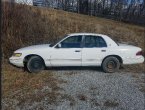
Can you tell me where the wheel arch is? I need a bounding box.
[23,54,46,67]
[102,55,123,66]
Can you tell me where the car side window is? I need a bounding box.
[98,36,107,47]
[84,36,107,48]
[61,36,82,48]
[84,36,98,48]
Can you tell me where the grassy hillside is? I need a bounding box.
[2,3,145,58]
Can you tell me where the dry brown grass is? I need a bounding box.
[120,64,145,73]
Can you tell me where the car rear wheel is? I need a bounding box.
[102,56,120,73]
[27,56,45,73]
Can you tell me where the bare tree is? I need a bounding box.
[29,0,145,25]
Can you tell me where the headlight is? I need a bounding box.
[13,53,22,57]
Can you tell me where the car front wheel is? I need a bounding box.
[27,56,45,73]
[102,56,120,73]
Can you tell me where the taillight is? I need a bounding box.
[136,51,143,56]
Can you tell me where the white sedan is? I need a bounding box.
[9,33,144,73]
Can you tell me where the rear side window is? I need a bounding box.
[84,35,107,48]
[98,36,107,47]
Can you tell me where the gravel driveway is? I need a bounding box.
[2,67,145,110]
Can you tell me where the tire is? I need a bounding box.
[27,56,45,73]
[102,56,120,73]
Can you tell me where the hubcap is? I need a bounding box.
[107,61,116,69]
[31,60,42,69]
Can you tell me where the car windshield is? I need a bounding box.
[49,35,68,47]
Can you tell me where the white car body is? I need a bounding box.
[9,33,144,68]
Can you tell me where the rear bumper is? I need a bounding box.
[9,57,24,67]
[123,56,144,64]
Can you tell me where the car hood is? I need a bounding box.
[15,44,51,52]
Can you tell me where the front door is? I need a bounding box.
[50,35,82,66]
[82,35,107,66]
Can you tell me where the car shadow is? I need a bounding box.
[46,66,103,72]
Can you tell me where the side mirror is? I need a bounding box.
[56,43,61,48]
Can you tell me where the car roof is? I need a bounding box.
[68,33,107,37]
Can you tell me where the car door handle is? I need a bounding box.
[101,50,106,52]
[75,50,81,52]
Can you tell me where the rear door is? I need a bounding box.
[82,35,107,66]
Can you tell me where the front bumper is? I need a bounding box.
[9,57,24,67]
